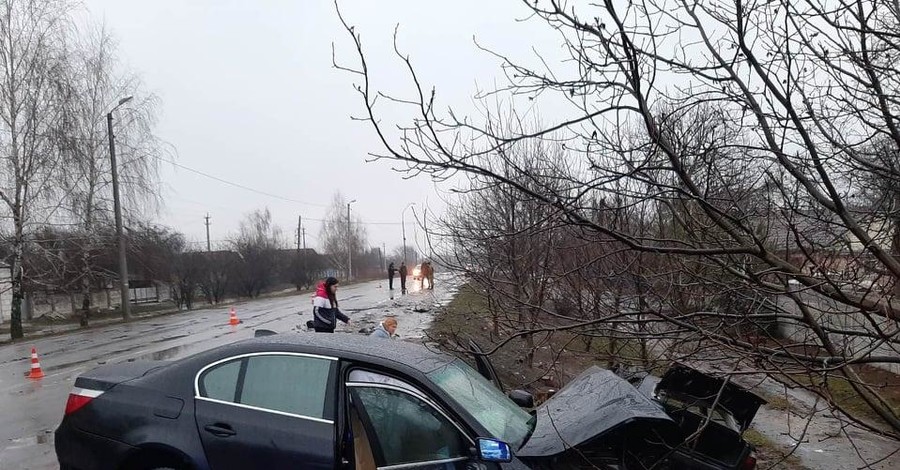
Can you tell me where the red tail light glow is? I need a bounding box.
[65,387,103,415]
[740,453,757,470]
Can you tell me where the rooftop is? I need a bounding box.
[243,332,456,374]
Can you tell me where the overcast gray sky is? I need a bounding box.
[80,0,551,255]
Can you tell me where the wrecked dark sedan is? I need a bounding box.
[617,364,766,470]
[55,334,674,470]
[57,332,691,470]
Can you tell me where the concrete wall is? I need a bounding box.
[21,284,172,321]
[775,284,900,374]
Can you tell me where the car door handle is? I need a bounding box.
[204,423,236,437]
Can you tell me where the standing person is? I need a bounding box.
[398,262,408,293]
[387,262,396,290]
[370,317,397,339]
[420,262,430,289]
[312,277,350,333]
[426,261,435,290]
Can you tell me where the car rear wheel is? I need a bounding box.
[120,448,189,470]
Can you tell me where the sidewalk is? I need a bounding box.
[0,300,217,346]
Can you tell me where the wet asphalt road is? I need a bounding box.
[0,277,453,470]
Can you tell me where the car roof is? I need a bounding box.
[237,333,456,374]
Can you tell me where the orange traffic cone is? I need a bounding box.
[27,347,45,379]
[229,307,240,326]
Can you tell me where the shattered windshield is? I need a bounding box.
[427,359,533,448]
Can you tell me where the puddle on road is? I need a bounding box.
[7,379,44,397]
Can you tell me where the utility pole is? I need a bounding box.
[297,215,302,252]
[382,242,387,271]
[347,200,356,281]
[108,96,133,321]
[302,227,307,250]
[401,203,415,266]
[205,214,211,252]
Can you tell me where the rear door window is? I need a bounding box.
[199,359,241,402]
[197,353,336,421]
[240,355,334,419]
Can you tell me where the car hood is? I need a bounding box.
[655,364,766,431]
[517,365,674,458]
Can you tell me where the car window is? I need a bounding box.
[352,386,469,468]
[199,359,241,402]
[240,355,334,419]
[198,354,336,421]
[348,369,421,396]
[427,359,532,448]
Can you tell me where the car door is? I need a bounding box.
[194,352,338,470]
[345,369,497,470]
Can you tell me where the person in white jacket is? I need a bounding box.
[370,317,397,339]
[312,277,350,333]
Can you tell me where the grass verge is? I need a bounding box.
[743,429,808,469]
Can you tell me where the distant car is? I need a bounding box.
[412,263,422,280]
[57,333,689,470]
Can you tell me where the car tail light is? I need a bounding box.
[65,387,103,415]
[739,453,757,470]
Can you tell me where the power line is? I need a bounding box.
[0,129,416,226]
[298,216,403,226]
[151,154,327,208]
[155,156,415,226]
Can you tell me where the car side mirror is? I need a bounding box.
[476,438,512,463]
[508,389,534,408]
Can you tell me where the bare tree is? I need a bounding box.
[285,249,322,291]
[0,0,73,339]
[198,252,231,305]
[128,224,192,309]
[431,119,570,367]
[390,245,419,265]
[337,0,900,438]
[57,22,163,326]
[231,208,283,298]
[319,191,368,278]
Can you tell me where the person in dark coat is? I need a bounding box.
[387,262,396,290]
[312,277,350,333]
[398,262,408,293]
[420,262,430,289]
[425,261,435,290]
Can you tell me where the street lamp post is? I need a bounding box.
[401,203,416,266]
[347,199,357,281]
[107,95,133,321]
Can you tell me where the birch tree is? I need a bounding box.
[0,0,70,339]
[57,23,162,326]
